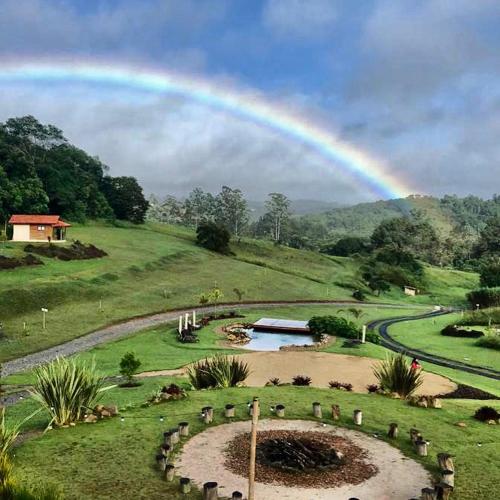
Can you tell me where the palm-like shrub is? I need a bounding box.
[31,357,104,427]
[188,355,249,389]
[292,375,312,386]
[373,353,423,398]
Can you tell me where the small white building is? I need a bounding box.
[404,285,418,296]
[8,215,71,242]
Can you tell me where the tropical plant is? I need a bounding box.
[328,381,353,391]
[367,383,379,393]
[187,355,249,389]
[31,357,105,427]
[119,352,142,385]
[292,375,311,386]
[373,353,423,398]
[209,287,224,315]
[475,335,500,350]
[268,377,281,386]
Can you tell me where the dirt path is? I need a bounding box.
[3,300,417,376]
[137,350,455,395]
[176,419,432,499]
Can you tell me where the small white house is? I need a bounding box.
[404,285,418,296]
[8,215,71,242]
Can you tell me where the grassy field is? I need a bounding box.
[388,313,500,372]
[0,222,477,362]
[7,379,500,500]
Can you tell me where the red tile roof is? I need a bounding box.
[8,214,71,226]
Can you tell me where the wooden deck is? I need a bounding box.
[250,318,310,333]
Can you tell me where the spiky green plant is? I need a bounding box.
[188,355,249,389]
[31,357,104,427]
[373,353,423,398]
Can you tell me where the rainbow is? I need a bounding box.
[0,60,412,198]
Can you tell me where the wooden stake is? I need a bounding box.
[180,477,191,494]
[388,422,398,438]
[232,492,243,499]
[353,409,362,425]
[275,404,285,417]
[178,422,189,437]
[312,402,322,418]
[331,404,341,421]
[248,397,259,500]
[437,453,454,473]
[415,439,428,456]
[164,464,175,482]
[203,482,219,500]
[410,428,421,444]
[441,470,454,488]
[225,404,235,418]
[421,487,437,500]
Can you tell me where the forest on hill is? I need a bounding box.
[0,116,148,227]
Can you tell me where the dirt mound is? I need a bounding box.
[24,240,107,261]
[0,254,43,270]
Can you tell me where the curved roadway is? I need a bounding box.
[369,311,500,381]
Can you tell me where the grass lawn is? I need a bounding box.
[388,313,500,372]
[7,379,500,500]
[0,222,477,362]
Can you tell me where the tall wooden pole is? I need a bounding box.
[248,397,259,500]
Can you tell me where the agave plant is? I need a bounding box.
[188,355,249,389]
[31,357,105,427]
[373,353,423,398]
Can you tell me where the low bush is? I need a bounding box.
[328,381,353,391]
[441,325,484,338]
[352,290,366,301]
[373,353,423,399]
[31,357,104,427]
[476,335,500,350]
[473,406,500,422]
[187,355,249,389]
[365,331,381,344]
[308,315,360,339]
[119,352,142,386]
[292,375,311,386]
[367,384,379,393]
[267,377,281,386]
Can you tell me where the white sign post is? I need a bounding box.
[361,324,367,344]
[41,308,48,329]
[192,310,196,326]
[178,316,183,333]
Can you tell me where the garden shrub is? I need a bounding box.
[187,355,249,389]
[367,384,379,393]
[352,289,366,301]
[467,287,500,308]
[441,325,484,338]
[459,308,500,326]
[373,353,423,398]
[473,406,500,422]
[328,381,353,391]
[119,352,142,386]
[475,336,500,350]
[480,263,500,288]
[308,315,360,339]
[196,221,231,253]
[292,375,312,386]
[31,357,104,427]
[267,377,281,386]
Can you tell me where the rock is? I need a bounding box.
[104,405,118,416]
[487,419,497,425]
[455,422,467,428]
[417,399,429,408]
[390,392,401,399]
[432,398,442,409]
[94,404,104,413]
[100,409,111,418]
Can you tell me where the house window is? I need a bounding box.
[37,226,45,231]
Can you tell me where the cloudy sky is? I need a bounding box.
[1,0,499,203]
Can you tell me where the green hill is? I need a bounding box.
[304,194,499,239]
[0,222,477,362]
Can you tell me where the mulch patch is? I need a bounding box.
[437,383,499,400]
[0,253,43,270]
[224,430,378,489]
[24,240,107,261]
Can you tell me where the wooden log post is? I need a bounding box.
[203,482,218,500]
[421,487,437,500]
[275,404,285,417]
[178,422,190,437]
[164,431,175,447]
[435,482,453,500]
[180,477,191,494]
[437,453,454,473]
[353,409,362,425]
[312,402,322,418]
[160,443,171,457]
[225,404,235,418]
[409,428,421,445]
[170,428,180,445]
[156,453,167,471]
[202,407,213,424]
[441,470,455,488]
[248,398,260,500]
[331,404,340,421]
[232,492,243,499]
[388,422,398,438]
[164,464,175,482]
[415,439,428,456]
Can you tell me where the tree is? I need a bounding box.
[183,188,215,227]
[476,216,500,257]
[102,176,149,224]
[480,262,500,288]
[196,221,231,253]
[119,352,142,385]
[214,186,248,237]
[209,287,224,315]
[323,236,370,256]
[264,192,291,243]
[233,287,245,301]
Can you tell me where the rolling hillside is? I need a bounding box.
[0,221,477,361]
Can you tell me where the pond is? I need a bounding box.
[240,329,315,351]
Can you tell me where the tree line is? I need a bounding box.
[0,116,149,228]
